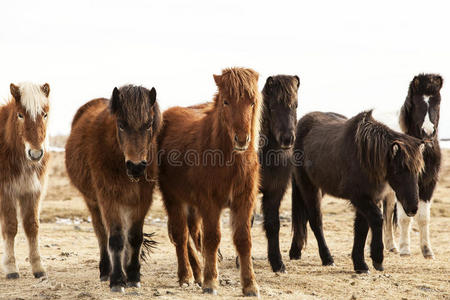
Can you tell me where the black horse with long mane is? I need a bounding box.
[383,74,443,258]
[259,75,299,272]
[289,110,425,273]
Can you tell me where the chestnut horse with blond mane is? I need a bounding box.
[158,68,261,296]
[0,82,50,279]
[65,85,161,292]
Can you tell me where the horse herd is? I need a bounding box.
[0,68,443,297]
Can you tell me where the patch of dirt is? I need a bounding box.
[0,151,449,299]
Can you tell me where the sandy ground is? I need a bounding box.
[1,150,449,300]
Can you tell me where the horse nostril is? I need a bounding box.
[140,160,148,167]
[234,135,239,142]
[246,135,250,143]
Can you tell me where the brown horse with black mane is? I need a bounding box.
[65,85,161,292]
[290,110,425,273]
[0,82,50,279]
[158,67,261,296]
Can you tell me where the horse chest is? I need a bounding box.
[3,168,42,198]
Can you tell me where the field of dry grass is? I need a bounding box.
[0,150,449,299]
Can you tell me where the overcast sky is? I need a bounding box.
[1,0,449,137]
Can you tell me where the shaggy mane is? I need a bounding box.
[355,110,424,182]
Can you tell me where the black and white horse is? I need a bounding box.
[378,74,443,258]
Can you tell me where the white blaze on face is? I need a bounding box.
[422,95,434,136]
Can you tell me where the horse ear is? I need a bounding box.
[10,83,21,103]
[266,76,274,86]
[213,74,222,87]
[434,75,444,90]
[412,76,421,92]
[41,83,50,97]
[294,75,300,89]
[149,87,156,106]
[391,142,400,157]
[110,87,121,114]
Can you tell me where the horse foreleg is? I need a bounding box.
[200,207,221,295]
[397,202,412,256]
[0,195,19,279]
[351,211,369,273]
[125,220,144,287]
[382,192,398,253]
[262,189,285,273]
[416,200,434,258]
[19,193,45,278]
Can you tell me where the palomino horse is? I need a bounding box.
[0,82,50,279]
[289,110,425,273]
[158,68,261,296]
[65,85,161,292]
[259,75,299,272]
[382,74,443,258]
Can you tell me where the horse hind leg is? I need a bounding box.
[187,207,203,285]
[382,192,398,253]
[19,193,46,278]
[85,200,110,281]
[0,195,19,279]
[416,200,434,258]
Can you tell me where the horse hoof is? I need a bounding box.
[6,272,19,279]
[289,248,301,260]
[373,262,384,271]
[272,262,286,273]
[110,285,125,293]
[424,254,435,259]
[33,271,46,278]
[388,248,398,254]
[127,282,141,288]
[100,275,109,282]
[203,287,218,295]
[399,253,411,257]
[323,259,335,266]
[355,269,370,274]
[180,282,189,288]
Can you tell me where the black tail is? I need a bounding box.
[393,201,398,228]
[140,232,157,263]
[289,176,309,260]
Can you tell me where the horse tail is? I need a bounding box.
[290,175,309,258]
[140,232,158,262]
[393,201,398,228]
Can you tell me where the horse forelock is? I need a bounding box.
[15,82,49,120]
[262,75,298,106]
[115,85,154,129]
[217,68,259,103]
[409,73,443,96]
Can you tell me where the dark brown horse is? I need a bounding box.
[290,110,425,273]
[259,75,299,272]
[65,85,161,292]
[0,82,50,279]
[158,68,261,296]
[383,74,443,258]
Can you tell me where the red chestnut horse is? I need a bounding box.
[65,85,161,292]
[158,68,261,297]
[0,82,50,279]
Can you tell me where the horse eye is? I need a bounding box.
[118,123,125,131]
[146,122,152,131]
[43,112,48,119]
[251,102,255,107]
[224,100,230,106]
[17,113,24,120]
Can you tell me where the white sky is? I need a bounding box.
[1,0,449,137]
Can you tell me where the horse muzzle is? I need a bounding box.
[126,160,147,182]
[28,149,44,162]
